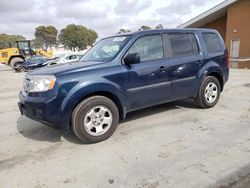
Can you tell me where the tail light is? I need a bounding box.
[226,49,230,68]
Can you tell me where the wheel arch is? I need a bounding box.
[79,91,125,121]
[59,83,127,130]
[8,55,25,65]
[198,61,224,92]
[207,72,224,91]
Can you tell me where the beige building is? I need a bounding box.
[178,0,250,69]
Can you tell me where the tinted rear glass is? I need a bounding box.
[168,33,199,57]
[202,33,222,53]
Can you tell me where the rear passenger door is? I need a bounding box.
[165,32,203,100]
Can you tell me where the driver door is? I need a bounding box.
[121,34,171,111]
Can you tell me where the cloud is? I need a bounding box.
[0,0,224,39]
[0,0,34,13]
[156,0,208,22]
[115,0,152,15]
[56,1,109,19]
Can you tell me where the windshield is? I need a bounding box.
[81,36,129,62]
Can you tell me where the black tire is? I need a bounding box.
[195,76,221,108]
[71,96,119,143]
[17,66,26,72]
[9,57,24,68]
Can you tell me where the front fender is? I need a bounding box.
[59,79,126,129]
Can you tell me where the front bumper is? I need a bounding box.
[18,91,64,128]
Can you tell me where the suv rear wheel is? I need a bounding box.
[195,76,221,108]
[71,96,119,143]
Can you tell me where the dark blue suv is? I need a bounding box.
[18,29,229,143]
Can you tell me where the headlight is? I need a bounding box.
[24,75,56,93]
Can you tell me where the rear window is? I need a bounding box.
[202,33,222,53]
[168,33,199,58]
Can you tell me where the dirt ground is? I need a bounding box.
[0,65,250,188]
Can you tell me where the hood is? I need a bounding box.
[28,61,106,76]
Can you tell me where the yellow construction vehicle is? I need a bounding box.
[35,48,53,59]
[0,40,53,67]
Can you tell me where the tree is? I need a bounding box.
[34,25,58,48]
[117,29,131,34]
[87,29,98,47]
[0,33,25,49]
[155,24,164,29]
[139,25,151,30]
[59,24,98,51]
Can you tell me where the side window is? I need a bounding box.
[66,55,75,60]
[202,33,222,53]
[30,57,43,63]
[71,55,77,59]
[190,34,199,54]
[168,33,199,57]
[128,35,163,62]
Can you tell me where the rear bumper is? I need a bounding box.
[18,91,64,128]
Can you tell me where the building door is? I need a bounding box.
[231,39,240,58]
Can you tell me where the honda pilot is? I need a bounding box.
[18,29,229,143]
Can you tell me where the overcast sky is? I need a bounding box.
[0,0,225,39]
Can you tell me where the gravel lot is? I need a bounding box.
[0,65,250,188]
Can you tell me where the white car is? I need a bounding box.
[47,53,83,65]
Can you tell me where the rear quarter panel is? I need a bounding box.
[196,30,228,89]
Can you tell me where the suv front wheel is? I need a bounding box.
[195,76,221,108]
[71,96,119,143]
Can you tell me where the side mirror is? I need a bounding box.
[124,53,140,64]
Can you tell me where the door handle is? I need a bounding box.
[157,66,168,71]
[196,60,204,64]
